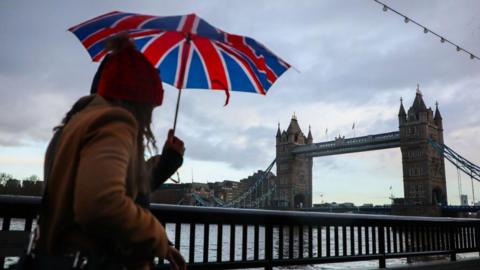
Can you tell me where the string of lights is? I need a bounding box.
[373,0,479,61]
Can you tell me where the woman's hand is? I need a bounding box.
[166,245,186,270]
[164,129,185,156]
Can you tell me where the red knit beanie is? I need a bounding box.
[97,37,163,106]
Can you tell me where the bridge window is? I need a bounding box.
[407,150,423,159]
[294,133,299,142]
[408,166,424,176]
[407,127,417,136]
[409,183,424,198]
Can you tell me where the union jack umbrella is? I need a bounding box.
[69,11,290,130]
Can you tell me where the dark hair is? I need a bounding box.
[54,95,96,131]
[56,95,158,155]
[112,99,158,155]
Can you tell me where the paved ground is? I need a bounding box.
[389,258,480,269]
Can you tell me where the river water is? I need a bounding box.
[2,219,477,269]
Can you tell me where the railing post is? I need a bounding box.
[449,225,457,261]
[265,224,273,270]
[1,217,11,268]
[378,225,386,268]
[476,225,480,257]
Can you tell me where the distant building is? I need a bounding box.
[236,170,276,208]
[151,182,214,206]
[209,180,239,203]
[340,202,355,207]
[460,194,468,206]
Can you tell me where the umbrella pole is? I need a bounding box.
[172,88,182,134]
[172,35,191,135]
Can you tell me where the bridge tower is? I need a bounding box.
[398,87,447,213]
[273,115,313,209]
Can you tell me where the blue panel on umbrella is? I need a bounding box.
[185,50,209,89]
[87,40,106,59]
[141,16,182,31]
[133,36,154,51]
[220,51,256,93]
[74,13,132,40]
[264,54,289,79]
[158,46,180,85]
[245,38,286,87]
[196,19,223,41]
[239,52,272,91]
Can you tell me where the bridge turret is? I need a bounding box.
[307,126,313,144]
[286,114,307,144]
[398,97,406,125]
[408,86,428,122]
[398,88,447,212]
[434,102,443,133]
[274,115,313,209]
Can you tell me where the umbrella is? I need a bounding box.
[69,11,290,131]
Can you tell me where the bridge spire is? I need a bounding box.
[307,125,313,144]
[276,123,281,138]
[398,97,406,116]
[412,85,427,112]
[434,101,443,127]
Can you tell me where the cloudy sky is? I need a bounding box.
[1,0,479,205]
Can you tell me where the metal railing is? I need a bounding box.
[1,195,480,269]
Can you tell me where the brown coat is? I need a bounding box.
[38,96,169,267]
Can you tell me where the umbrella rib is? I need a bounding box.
[216,43,265,94]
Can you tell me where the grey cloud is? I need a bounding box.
[1,0,480,180]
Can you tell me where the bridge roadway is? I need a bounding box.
[292,131,400,157]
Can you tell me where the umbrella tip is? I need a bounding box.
[291,66,301,74]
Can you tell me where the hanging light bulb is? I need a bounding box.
[456,46,461,52]
[440,37,445,43]
[383,5,388,12]
[404,17,409,23]
[423,28,428,34]
[471,54,475,60]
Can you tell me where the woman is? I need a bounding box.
[36,35,186,269]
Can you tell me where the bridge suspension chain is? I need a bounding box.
[224,159,277,208]
[429,139,480,205]
[428,139,480,182]
[457,167,463,204]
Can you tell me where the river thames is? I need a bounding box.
[4,220,476,269]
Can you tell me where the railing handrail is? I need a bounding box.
[1,195,479,224]
[1,194,480,270]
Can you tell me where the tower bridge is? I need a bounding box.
[210,87,479,216]
[271,88,448,215]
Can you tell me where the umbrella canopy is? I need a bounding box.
[69,11,290,99]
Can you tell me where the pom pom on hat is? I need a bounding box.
[97,34,164,106]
